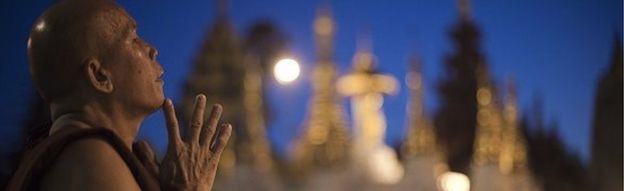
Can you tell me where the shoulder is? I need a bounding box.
[40,137,141,191]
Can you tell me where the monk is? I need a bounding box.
[7,0,232,190]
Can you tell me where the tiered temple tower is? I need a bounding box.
[471,64,536,191]
[433,0,538,190]
[336,39,402,186]
[399,55,446,191]
[472,65,504,166]
[402,56,438,159]
[499,80,528,174]
[182,1,278,190]
[291,6,350,174]
[182,0,244,176]
[288,7,352,191]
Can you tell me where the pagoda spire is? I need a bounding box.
[216,0,230,20]
[457,0,472,21]
[352,31,375,73]
[182,0,243,177]
[402,55,437,158]
[313,6,335,63]
[356,28,373,53]
[499,77,528,174]
[292,5,349,172]
[472,63,503,166]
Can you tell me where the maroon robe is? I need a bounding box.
[6,126,161,191]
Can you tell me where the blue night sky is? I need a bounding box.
[0,0,621,162]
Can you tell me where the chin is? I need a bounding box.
[144,94,166,114]
[145,103,162,115]
[156,93,165,103]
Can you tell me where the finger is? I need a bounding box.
[200,104,223,147]
[163,99,182,149]
[210,123,232,154]
[187,94,206,144]
[132,140,160,177]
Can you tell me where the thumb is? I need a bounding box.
[133,140,160,177]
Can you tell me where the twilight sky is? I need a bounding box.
[0,0,621,162]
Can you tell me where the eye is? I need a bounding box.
[131,37,143,47]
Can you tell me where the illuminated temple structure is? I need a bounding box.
[470,67,537,191]
[337,37,403,187]
[182,0,280,190]
[289,7,352,191]
[183,0,540,190]
[398,56,447,190]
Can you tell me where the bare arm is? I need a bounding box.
[40,138,141,191]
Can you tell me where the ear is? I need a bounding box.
[85,58,114,93]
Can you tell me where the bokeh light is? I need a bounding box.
[273,58,300,84]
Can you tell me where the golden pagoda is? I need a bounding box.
[398,55,447,191]
[291,6,350,173]
[499,79,528,174]
[182,0,244,176]
[402,56,438,158]
[182,0,280,190]
[472,64,504,166]
[336,37,403,185]
[471,66,537,191]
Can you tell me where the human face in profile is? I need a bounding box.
[105,6,165,115]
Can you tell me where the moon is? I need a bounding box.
[273,58,300,84]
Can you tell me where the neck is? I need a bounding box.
[50,101,145,149]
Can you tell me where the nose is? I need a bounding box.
[157,62,164,76]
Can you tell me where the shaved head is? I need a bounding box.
[28,0,134,102]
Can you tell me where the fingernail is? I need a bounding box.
[223,123,232,130]
[196,94,206,100]
[213,104,223,111]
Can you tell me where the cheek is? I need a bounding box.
[113,67,141,89]
[135,50,144,58]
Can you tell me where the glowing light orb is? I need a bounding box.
[273,58,300,84]
[437,171,470,191]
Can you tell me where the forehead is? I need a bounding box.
[88,4,137,48]
[106,6,136,32]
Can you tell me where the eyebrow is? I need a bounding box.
[124,20,137,38]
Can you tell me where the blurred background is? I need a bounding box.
[0,0,621,190]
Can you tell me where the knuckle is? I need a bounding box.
[191,121,202,128]
[191,142,200,149]
[219,136,228,143]
[205,127,216,134]
[209,161,218,169]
